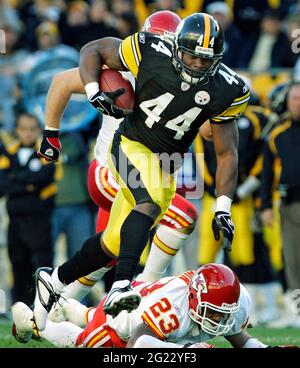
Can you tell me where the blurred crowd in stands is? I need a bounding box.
[1,0,300,328]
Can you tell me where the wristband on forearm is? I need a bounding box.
[216,195,232,213]
[242,338,267,348]
[85,82,100,99]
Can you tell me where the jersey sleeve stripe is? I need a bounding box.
[119,34,141,78]
[229,95,250,107]
[142,311,165,339]
[179,270,195,285]
[133,33,142,62]
[119,44,130,71]
[211,115,236,122]
[211,100,249,122]
[86,329,108,347]
[233,90,250,102]
[203,14,211,48]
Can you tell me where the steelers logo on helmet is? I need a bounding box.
[172,13,224,85]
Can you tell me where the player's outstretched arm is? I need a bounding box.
[37,68,85,162]
[211,121,239,200]
[210,121,238,251]
[127,323,184,348]
[45,67,85,130]
[225,330,266,348]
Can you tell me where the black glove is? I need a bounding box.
[88,89,133,119]
[37,129,61,162]
[212,211,235,251]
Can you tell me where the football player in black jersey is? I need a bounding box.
[34,13,250,323]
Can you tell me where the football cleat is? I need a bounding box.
[33,267,61,331]
[103,280,141,318]
[11,302,34,343]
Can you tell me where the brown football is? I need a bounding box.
[99,69,135,110]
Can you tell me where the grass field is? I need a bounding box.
[1,317,299,348]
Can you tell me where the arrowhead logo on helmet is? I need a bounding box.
[188,263,240,336]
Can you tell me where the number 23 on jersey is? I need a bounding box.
[143,297,180,335]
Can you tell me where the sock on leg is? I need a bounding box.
[62,261,118,301]
[139,225,189,282]
[57,232,114,285]
[114,210,154,282]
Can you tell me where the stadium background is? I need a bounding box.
[0,0,300,347]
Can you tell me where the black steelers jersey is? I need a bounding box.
[118,32,250,155]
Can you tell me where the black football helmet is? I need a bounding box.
[173,13,224,84]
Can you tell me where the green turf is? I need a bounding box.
[209,326,300,348]
[0,317,299,348]
[0,318,54,348]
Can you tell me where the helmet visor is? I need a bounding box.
[174,46,221,84]
[189,301,239,336]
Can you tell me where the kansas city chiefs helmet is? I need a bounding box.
[142,10,181,39]
[188,263,240,335]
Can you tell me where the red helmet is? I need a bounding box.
[142,10,181,39]
[188,263,240,335]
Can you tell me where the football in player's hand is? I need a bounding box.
[100,69,135,110]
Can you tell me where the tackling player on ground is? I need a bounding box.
[12,263,298,348]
